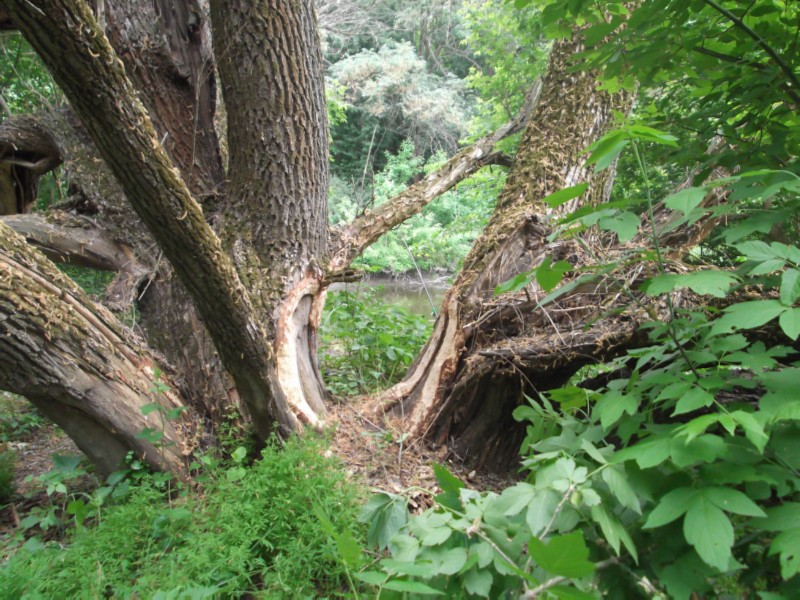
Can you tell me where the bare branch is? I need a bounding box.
[328,79,543,273]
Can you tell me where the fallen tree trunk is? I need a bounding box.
[0,221,195,477]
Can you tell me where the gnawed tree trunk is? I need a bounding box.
[0,221,195,477]
[376,35,639,470]
[0,0,723,480]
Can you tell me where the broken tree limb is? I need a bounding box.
[0,220,196,477]
[327,79,543,273]
[0,211,150,309]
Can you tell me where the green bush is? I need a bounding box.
[0,435,366,598]
[0,451,15,505]
[320,288,432,396]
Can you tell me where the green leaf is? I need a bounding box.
[598,211,640,242]
[353,571,388,586]
[594,390,638,429]
[336,529,363,566]
[140,403,161,416]
[779,308,800,341]
[464,568,493,597]
[703,487,766,517]
[769,528,800,579]
[780,269,800,306]
[435,547,468,575]
[591,504,638,561]
[684,497,734,571]
[601,466,641,513]
[231,446,247,463]
[731,410,769,452]
[627,124,679,146]
[736,240,780,262]
[646,271,737,298]
[613,436,671,468]
[643,487,699,529]
[749,258,786,276]
[494,270,534,295]
[755,503,800,531]
[711,300,786,335]
[585,130,629,171]
[673,387,715,416]
[433,464,464,511]
[665,187,706,216]
[526,489,560,536]
[536,258,572,292]
[359,493,409,549]
[549,585,599,600]
[382,579,444,595]
[388,534,420,562]
[542,183,589,208]
[495,483,536,517]
[527,531,595,578]
[421,526,452,547]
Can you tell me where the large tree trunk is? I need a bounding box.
[0,0,719,480]
[378,35,637,470]
[3,0,302,440]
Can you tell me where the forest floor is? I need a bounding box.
[0,393,515,543]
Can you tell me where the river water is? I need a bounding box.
[329,274,449,317]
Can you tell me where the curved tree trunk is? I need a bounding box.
[379,35,636,470]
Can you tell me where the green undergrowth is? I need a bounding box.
[320,288,432,397]
[0,435,367,598]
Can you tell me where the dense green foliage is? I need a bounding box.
[325,0,545,274]
[4,1,800,597]
[320,288,432,396]
[0,452,14,505]
[0,436,366,598]
[349,2,800,597]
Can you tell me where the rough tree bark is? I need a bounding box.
[0,220,196,476]
[2,0,300,440]
[0,0,720,478]
[375,36,641,469]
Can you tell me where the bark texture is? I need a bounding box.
[2,0,299,437]
[0,221,195,476]
[381,36,637,469]
[210,0,332,425]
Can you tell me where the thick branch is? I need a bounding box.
[0,114,62,213]
[327,80,543,273]
[3,0,300,436]
[2,212,132,270]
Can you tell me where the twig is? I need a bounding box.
[522,558,618,598]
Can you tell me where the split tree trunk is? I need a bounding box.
[378,35,638,470]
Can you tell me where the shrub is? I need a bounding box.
[320,288,432,396]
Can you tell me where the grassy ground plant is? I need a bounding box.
[0,435,368,598]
